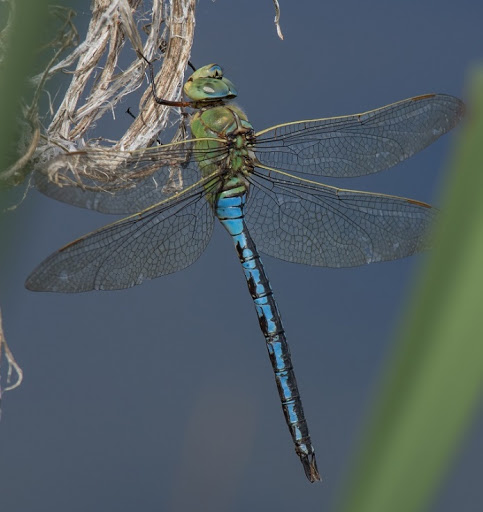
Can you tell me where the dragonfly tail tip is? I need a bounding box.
[301,453,321,483]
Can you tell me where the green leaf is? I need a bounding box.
[337,68,483,512]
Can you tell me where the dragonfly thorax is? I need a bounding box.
[191,104,255,179]
[190,105,253,138]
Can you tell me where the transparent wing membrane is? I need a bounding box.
[26,181,217,292]
[246,167,437,267]
[34,140,227,214]
[254,94,464,178]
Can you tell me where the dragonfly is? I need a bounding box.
[26,63,464,482]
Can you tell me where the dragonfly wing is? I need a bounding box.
[34,141,227,214]
[26,182,215,292]
[254,94,464,177]
[246,168,437,267]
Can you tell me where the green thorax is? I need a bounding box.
[191,105,255,204]
[191,104,252,139]
[183,64,256,202]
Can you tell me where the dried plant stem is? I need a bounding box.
[120,0,196,148]
[23,0,197,181]
[272,0,284,40]
[0,307,23,399]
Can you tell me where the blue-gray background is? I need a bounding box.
[1,1,482,510]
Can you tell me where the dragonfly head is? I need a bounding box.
[184,64,237,102]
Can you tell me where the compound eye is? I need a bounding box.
[210,65,223,78]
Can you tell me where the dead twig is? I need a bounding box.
[2,0,196,191]
[0,306,23,410]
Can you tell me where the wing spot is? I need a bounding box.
[411,93,436,102]
[406,198,432,208]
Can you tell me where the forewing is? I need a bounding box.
[254,94,464,178]
[246,169,437,267]
[34,140,227,214]
[26,183,215,292]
